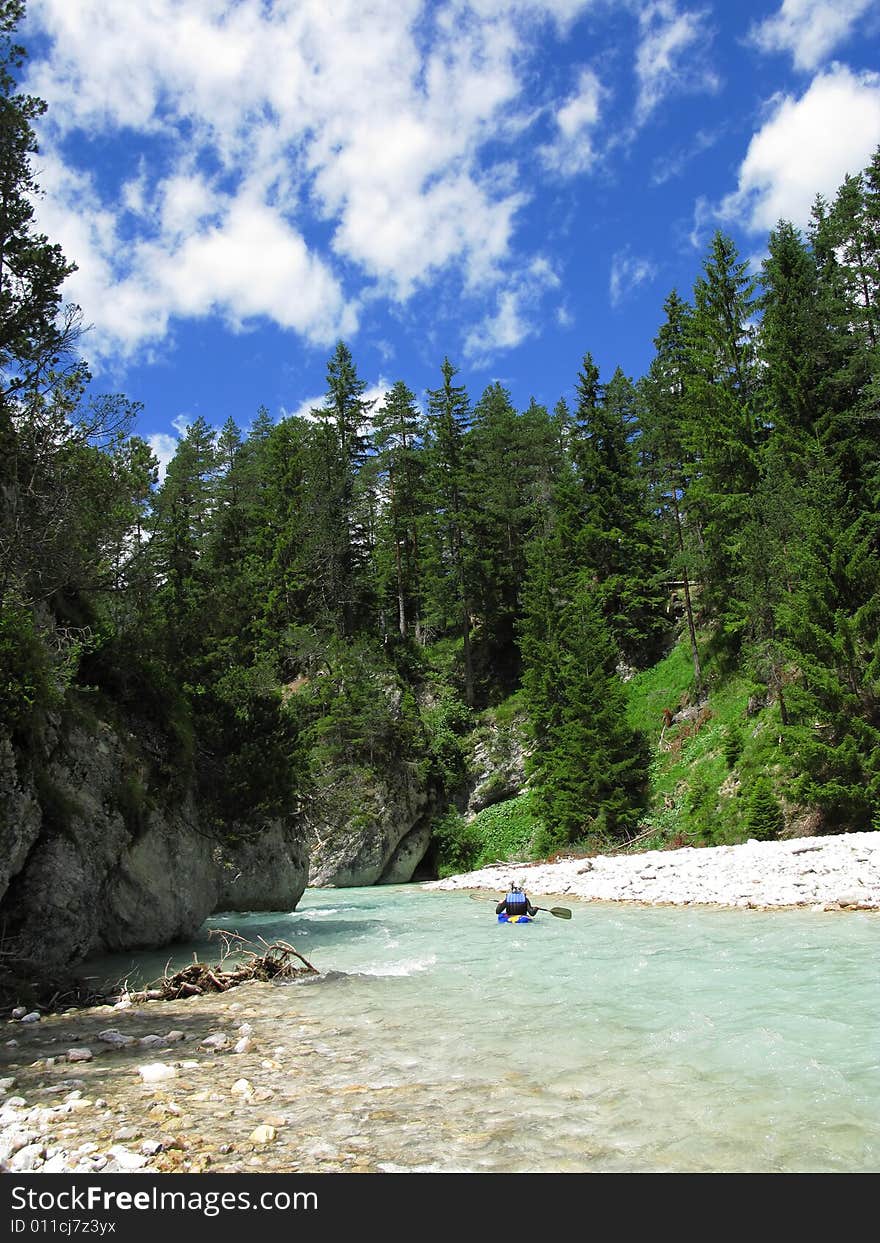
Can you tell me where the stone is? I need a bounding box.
[200,1032,229,1050]
[11,1143,45,1171]
[139,1035,168,1049]
[108,1145,148,1170]
[98,1029,135,1047]
[67,1047,93,1062]
[137,1063,177,1084]
[114,1125,141,1141]
[20,1012,40,1024]
[0,1077,15,1092]
[231,1079,254,1098]
[234,1037,252,1055]
[11,1007,26,1020]
[249,1125,276,1145]
[141,1140,162,1156]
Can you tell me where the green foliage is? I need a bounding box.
[3,0,880,897]
[432,793,542,877]
[431,808,482,878]
[723,724,744,769]
[745,777,784,841]
[420,690,472,793]
[0,602,52,731]
[522,575,650,844]
[469,794,542,867]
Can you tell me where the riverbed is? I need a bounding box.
[2,885,878,1173]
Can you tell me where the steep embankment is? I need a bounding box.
[0,715,308,974]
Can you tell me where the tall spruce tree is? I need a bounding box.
[522,575,649,848]
[373,379,425,641]
[425,357,475,704]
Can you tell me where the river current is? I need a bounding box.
[75,884,880,1174]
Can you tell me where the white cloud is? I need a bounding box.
[748,0,874,73]
[539,67,604,175]
[609,248,658,307]
[464,257,560,361]
[147,432,179,484]
[26,0,573,361]
[717,65,880,234]
[282,381,391,424]
[634,2,719,127]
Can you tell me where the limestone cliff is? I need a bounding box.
[0,713,309,974]
[306,758,435,887]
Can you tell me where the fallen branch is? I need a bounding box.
[123,932,319,1003]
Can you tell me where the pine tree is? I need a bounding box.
[307,342,376,636]
[424,357,475,704]
[571,361,668,666]
[522,576,649,849]
[373,379,425,641]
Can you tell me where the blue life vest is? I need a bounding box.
[506,890,528,914]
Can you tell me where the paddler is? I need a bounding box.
[495,882,537,919]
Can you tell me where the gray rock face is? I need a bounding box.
[462,712,529,819]
[308,760,433,887]
[0,718,309,973]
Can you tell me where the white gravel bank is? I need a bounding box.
[424,832,880,911]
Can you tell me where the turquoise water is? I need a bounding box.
[82,885,880,1173]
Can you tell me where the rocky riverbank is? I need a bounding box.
[425,831,880,910]
[0,982,383,1175]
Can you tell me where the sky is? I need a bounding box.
[18,0,880,475]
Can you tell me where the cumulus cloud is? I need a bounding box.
[539,67,604,175]
[717,65,880,234]
[609,249,658,307]
[25,0,572,362]
[748,0,875,73]
[634,1,719,127]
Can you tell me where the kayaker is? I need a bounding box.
[496,882,537,919]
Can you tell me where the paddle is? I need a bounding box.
[467,892,572,919]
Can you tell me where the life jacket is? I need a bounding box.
[505,890,528,914]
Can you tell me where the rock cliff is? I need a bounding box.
[0,713,309,974]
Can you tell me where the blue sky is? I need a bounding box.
[20,0,880,473]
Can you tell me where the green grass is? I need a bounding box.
[625,640,787,848]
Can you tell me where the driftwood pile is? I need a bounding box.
[125,932,319,1003]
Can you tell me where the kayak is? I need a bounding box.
[497,913,533,923]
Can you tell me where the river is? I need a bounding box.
[61,883,880,1174]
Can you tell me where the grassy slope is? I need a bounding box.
[625,640,787,850]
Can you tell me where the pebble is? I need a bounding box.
[234,1037,252,1054]
[249,1125,276,1145]
[11,1008,27,1020]
[19,1013,40,1024]
[67,1048,93,1062]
